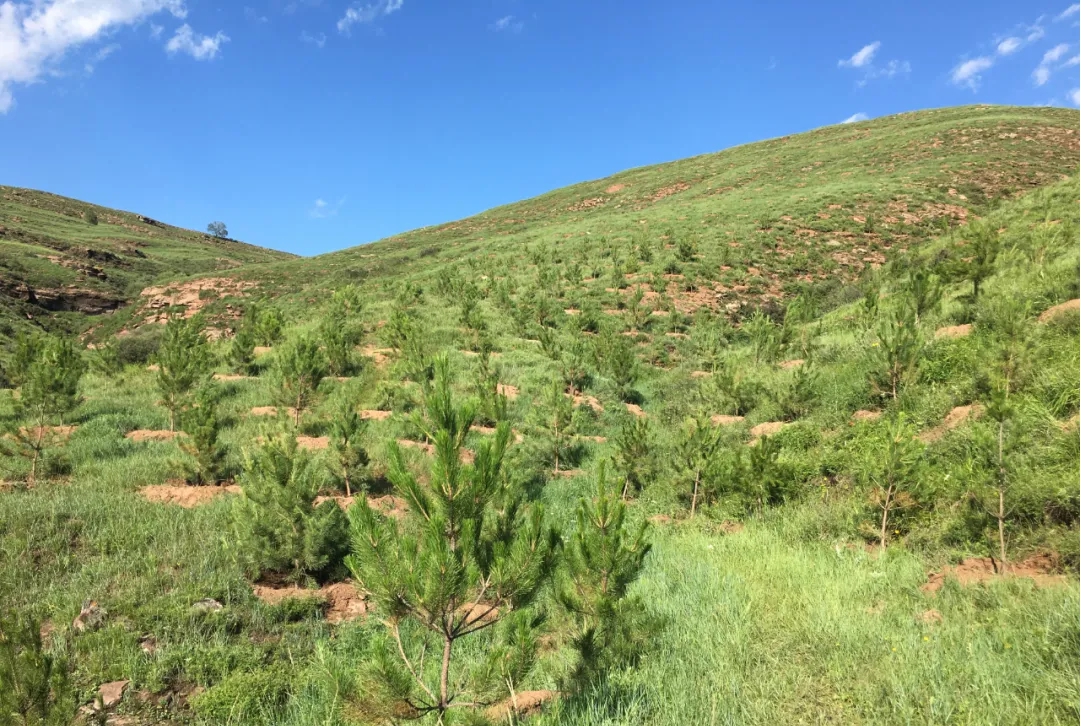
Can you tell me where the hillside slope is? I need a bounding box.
[0,186,294,335]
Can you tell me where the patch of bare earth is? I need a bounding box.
[571,394,603,412]
[125,429,179,442]
[359,409,393,421]
[568,197,606,212]
[650,181,691,202]
[778,359,804,370]
[922,553,1068,594]
[140,484,241,508]
[251,406,299,418]
[918,404,983,443]
[625,403,646,418]
[140,277,257,323]
[851,410,882,423]
[711,414,745,426]
[691,371,712,379]
[485,690,558,722]
[397,439,475,464]
[213,373,251,381]
[605,183,626,193]
[360,346,394,368]
[252,581,368,624]
[750,421,785,438]
[18,425,76,439]
[934,324,973,339]
[1038,298,1079,323]
[296,436,329,451]
[497,383,519,400]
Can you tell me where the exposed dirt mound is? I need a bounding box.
[1038,298,1079,323]
[778,359,804,370]
[919,404,982,443]
[250,406,299,418]
[485,690,558,722]
[356,410,390,422]
[213,373,251,381]
[605,184,626,193]
[626,403,646,418]
[691,370,712,378]
[711,414,745,426]
[572,393,603,412]
[497,383,519,399]
[296,436,329,451]
[125,429,179,442]
[360,345,394,367]
[918,609,943,624]
[313,494,409,520]
[922,553,1068,593]
[252,581,368,624]
[934,324,973,339]
[140,484,240,507]
[140,277,257,323]
[851,410,882,423]
[750,421,785,438]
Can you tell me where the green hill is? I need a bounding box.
[0,105,1078,725]
[0,186,294,336]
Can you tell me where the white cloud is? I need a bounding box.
[951,56,994,90]
[149,23,164,38]
[300,30,326,48]
[84,42,120,73]
[165,24,229,60]
[996,37,1022,55]
[1070,88,1080,106]
[838,41,880,68]
[841,112,869,124]
[1055,4,1079,21]
[0,0,187,113]
[489,15,523,32]
[1033,43,1071,85]
[337,0,403,34]
[1064,55,1081,66]
[309,197,344,219]
[244,6,268,23]
[1025,23,1045,42]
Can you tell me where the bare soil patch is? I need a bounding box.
[213,373,251,381]
[485,690,558,722]
[851,410,882,423]
[571,393,603,412]
[691,371,712,378]
[711,414,745,426]
[359,409,393,421]
[125,429,179,442]
[750,421,785,438]
[922,553,1068,594]
[140,484,241,508]
[625,403,646,418]
[497,383,519,399]
[252,581,368,624]
[605,183,626,193]
[919,404,982,443]
[314,494,410,520]
[778,359,804,370]
[18,425,76,439]
[296,436,329,451]
[140,277,257,323]
[1038,298,1079,323]
[360,346,394,368]
[251,406,299,418]
[396,439,474,464]
[934,324,973,339]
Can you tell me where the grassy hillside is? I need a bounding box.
[0,186,294,336]
[0,105,1078,726]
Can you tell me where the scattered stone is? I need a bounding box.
[97,680,129,709]
[192,599,223,612]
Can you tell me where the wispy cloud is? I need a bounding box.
[165,24,230,60]
[996,37,1022,55]
[337,0,403,34]
[150,23,165,39]
[244,6,269,23]
[310,198,345,219]
[1055,4,1079,21]
[84,43,121,74]
[1070,88,1080,106]
[1033,43,1071,85]
[838,42,880,69]
[300,31,327,48]
[841,112,869,124]
[839,41,909,85]
[489,15,523,33]
[0,0,187,113]
[951,56,994,90]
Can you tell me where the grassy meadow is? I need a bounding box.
[0,105,1078,725]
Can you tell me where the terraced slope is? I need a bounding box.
[0,186,294,335]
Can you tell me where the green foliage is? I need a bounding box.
[904,266,942,325]
[534,379,576,473]
[85,209,98,226]
[612,417,655,499]
[115,325,162,366]
[320,287,363,377]
[472,348,509,426]
[327,397,369,497]
[776,362,818,421]
[253,305,285,346]
[177,386,226,485]
[207,221,229,238]
[273,335,327,426]
[20,336,86,421]
[155,315,214,430]
[675,416,724,516]
[559,462,653,687]
[89,339,122,379]
[0,614,75,726]
[345,355,560,721]
[865,417,922,550]
[6,332,43,388]
[872,305,922,401]
[233,434,348,584]
[597,329,639,402]
[190,665,293,723]
[958,222,1001,300]
[227,324,257,375]
[743,310,779,364]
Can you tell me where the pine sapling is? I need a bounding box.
[177,386,226,485]
[0,613,76,726]
[155,315,214,430]
[675,416,723,517]
[273,336,327,426]
[613,417,654,500]
[873,305,922,400]
[869,417,921,551]
[327,398,369,497]
[535,379,576,473]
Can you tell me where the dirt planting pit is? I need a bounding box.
[711,414,745,426]
[851,410,882,423]
[359,409,393,421]
[918,404,982,443]
[934,324,973,340]
[18,425,77,440]
[497,383,519,399]
[140,484,241,508]
[252,581,368,624]
[213,373,252,381]
[125,429,179,442]
[314,493,410,520]
[296,436,329,451]
[1038,298,1079,323]
[922,553,1068,594]
[750,421,785,438]
[571,393,603,412]
[485,690,558,722]
[625,403,646,418]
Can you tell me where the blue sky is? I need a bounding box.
[1,0,1078,256]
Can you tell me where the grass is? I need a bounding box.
[0,104,1078,724]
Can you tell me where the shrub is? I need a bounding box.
[0,614,76,726]
[115,326,163,365]
[190,665,293,723]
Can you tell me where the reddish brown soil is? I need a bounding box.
[485,690,558,722]
[711,414,744,426]
[139,277,257,323]
[918,404,983,443]
[922,553,1068,594]
[125,429,179,442]
[625,403,646,418]
[1038,298,1079,323]
[456,602,501,627]
[572,394,604,412]
[250,406,299,418]
[296,436,329,451]
[918,609,943,624]
[314,494,410,520]
[140,484,241,508]
[359,409,393,421]
[934,324,973,339]
[252,581,368,624]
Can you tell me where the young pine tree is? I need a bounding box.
[320,287,363,377]
[227,324,257,375]
[233,434,348,584]
[984,385,1014,566]
[273,336,327,426]
[868,417,922,551]
[612,416,654,500]
[675,416,724,517]
[155,315,214,431]
[905,267,942,326]
[535,379,576,473]
[327,398,369,497]
[345,356,559,722]
[559,462,652,687]
[873,305,922,401]
[0,613,76,726]
[177,386,226,485]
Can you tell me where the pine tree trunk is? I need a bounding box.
[997,421,1007,566]
[439,634,452,717]
[879,482,894,551]
[690,469,701,517]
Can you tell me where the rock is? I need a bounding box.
[98,680,129,709]
[73,599,106,633]
[192,598,223,612]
